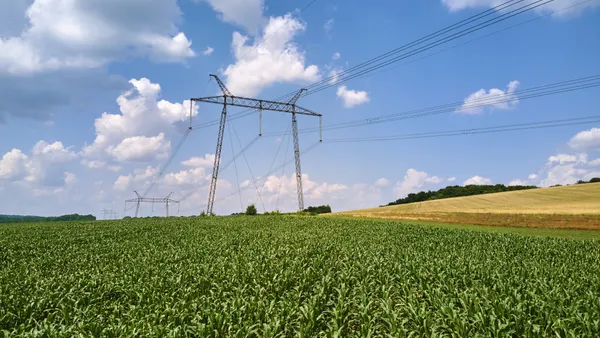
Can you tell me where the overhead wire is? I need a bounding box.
[322,115,600,143]
[261,75,600,136]
[303,0,555,96]
[142,129,191,197]
[254,122,292,208]
[210,142,322,209]
[226,115,244,212]
[191,0,558,129]
[229,118,266,212]
[177,136,261,203]
[276,127,293,211]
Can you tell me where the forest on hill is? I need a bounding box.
[385,184,538,207]
[0,214,96,223]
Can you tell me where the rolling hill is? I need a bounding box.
[335,183,600,229]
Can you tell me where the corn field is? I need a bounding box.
[1,216,599,337]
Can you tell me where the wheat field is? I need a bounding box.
[335,183,600,229]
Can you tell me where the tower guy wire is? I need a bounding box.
[191,74,322,213]
[124,191,180,218]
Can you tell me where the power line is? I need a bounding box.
[261,75,600,136]
[255,122,292,208]
[302,0,555,97]
[322,115,600,143]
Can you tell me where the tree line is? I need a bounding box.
[385,184,538,207]
[0,214,96,223]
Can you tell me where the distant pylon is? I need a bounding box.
[124,191,180,218]
[102,208,117,220]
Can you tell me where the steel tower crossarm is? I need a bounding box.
[191,96,321,117]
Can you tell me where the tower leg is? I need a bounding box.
[135,200,140,218]
[207,104,227,215]
[292,112,304,211]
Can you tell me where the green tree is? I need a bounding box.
[245,204,257,216]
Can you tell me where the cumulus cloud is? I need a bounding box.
[182,154,216,168]
[324,19,335,34]
[64,172,77,185]
[83,78,195,163]
[0,140,77,186]
[0,149,30,181]
[441,0,599,17]
[374,178,389,187]
[508,179,528,186]
[538,152,597,187]
[336,86,370,108]
[0,0,195,75]
[568,127,600,150]
[464,175,493,185]
[222,14,320,96]
[201,0,265,34]
[106,133,171,162]
[203,47,215,56]
[528,173,538,180]
[459,80,519,114]
[332,52,341,60]
[394,169,447,198]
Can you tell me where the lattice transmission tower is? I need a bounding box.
[191,74,322,214]
[124,191,180,218]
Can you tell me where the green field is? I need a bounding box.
[2,217,600,337]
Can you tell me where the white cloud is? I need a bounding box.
[32,141,77,163]
[332,52,341,60]
[538,152,596,186]
[459,80,519,114]
[0,0,195,75]
[464,175,493,185]
[203,46,215,56]
[448,177,457,182]
[201,0,265,34]
[528,173,538,180]
[441,0,600,17]
[64,172,77,185]
[568,128,600,150]
[336,86,370,108]
[81,159,105,169]
[83,78,195,163]
[222,14,321,96]
[425,176,443,184]
[106,133,171,162]
[324,18,335,34]
[589,158,600,167]
[374,178,389,188]
[113,175,131,191]
[182,154,216,168]
[394,169,444,198]
[508,179,528,186]
[0,140,77,186]
[0,149,30,181]
[547,153,588,165]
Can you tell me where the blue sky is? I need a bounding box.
[1,0,599,217]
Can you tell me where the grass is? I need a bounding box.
[336,183,600,230]
[1,216,599,336]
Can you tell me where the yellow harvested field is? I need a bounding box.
[343,183,600,215]
[335,183,600,230]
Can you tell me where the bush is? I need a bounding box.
[245,204,257,216]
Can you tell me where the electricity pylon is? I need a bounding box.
[102,208,117,220]
[191,74,322,214]
[125,191,180,218]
